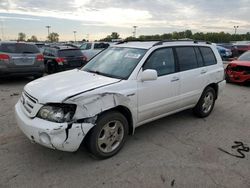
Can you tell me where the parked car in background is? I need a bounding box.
[225,51,250,83]
[216,46,232,60]
[80,42,110,61]
[15,41,225,159]
[43,45,87,74]
[0,42,44,78]
[217,43,238,57]
[234,44,250,56]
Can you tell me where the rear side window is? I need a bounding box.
[143,48,175,76]
[58,49,83,57]
[0,43,40,54]
[194,47,204,67]
[176,47,198,71]
[199,47,217,66]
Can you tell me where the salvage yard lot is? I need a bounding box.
[0,77,250,188]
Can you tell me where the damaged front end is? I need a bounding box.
[15,91,134,152]
[226,64,250,83]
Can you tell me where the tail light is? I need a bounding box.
[36,54,44,62]
[0,54,10,63]
[55,57,66,65]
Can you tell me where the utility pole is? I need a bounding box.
[133,26,138,38]
[234,26,239,35]
[46,25,51,40]
[1,19,4,41]
[73,31,77,42]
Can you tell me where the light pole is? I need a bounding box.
[46,26,51,40]
[73,31,77,42]
[234,26,239,35]
[133,26,138,38]
[1,19,4,41]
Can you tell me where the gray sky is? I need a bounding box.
[0,0,249,41]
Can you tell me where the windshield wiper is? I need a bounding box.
[84,69,124,80]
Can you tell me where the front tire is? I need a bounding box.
[86,111,128,159]
[193,87,216,118]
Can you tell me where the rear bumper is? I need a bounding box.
[15,100,94,152]
[0,65,44,77]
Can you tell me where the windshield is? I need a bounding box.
[82,47,147,79]
[238,51,250,61]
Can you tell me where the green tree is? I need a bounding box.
[18,32,26,41]
[48,32,59,42]
[100,32,120,42]
[27,35,38,42]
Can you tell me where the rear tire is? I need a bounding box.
[86,111,128,159]
[193,87,216,118]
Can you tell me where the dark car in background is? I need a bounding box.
[0,42,44,78]
[43,45,87,74]
[217,43,238,57]
[216,46,232,60]
[234,44,250,56]
[225,51,250,84]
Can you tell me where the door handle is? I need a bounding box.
[171,77,180,82]
[201,70,207,74]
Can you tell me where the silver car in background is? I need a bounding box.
[80,42,110,61]
[0,42,45,78]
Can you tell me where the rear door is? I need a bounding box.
[175,46,206,107]
[0,43,40,68]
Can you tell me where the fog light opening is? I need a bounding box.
[39,132,51,145]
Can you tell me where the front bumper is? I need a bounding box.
[226,72,250,83]
[15,101,94,152]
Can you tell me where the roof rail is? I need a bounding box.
[152,39,212,46]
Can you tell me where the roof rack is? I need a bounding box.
[153,39,212,46]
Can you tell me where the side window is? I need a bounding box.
[94,43,109,49]
[80,43,92,50]
[43,49,48,56]
[143,48,175,76]
[176,47,198,71]
[200,47,217,66]
[194,47,204,67]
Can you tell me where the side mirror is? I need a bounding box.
[141,69,158,82]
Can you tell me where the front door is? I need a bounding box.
[137,47,181,124]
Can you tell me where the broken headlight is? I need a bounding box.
[37,104,76,123]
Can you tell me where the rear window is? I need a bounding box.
[200,47,217,66]
[176,47,198,71]
[0,43,40,54]
[58,49,83,57]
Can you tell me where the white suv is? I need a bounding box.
[15,41,226,159]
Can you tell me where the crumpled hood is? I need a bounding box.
[230,60,250,67]
[24,69,120,103]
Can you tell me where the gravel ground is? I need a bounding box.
[0,77,250,188]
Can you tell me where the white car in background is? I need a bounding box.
[15,40,225,159]
[79,42,110,61]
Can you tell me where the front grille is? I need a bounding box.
[231,66,250,75]
[20,91,38,115]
